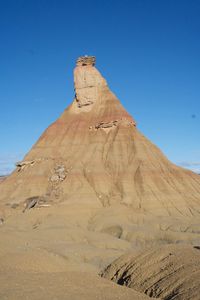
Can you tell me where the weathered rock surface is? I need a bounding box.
[76,55,96,66]
[1,55,200,218]
[101,244,200,300]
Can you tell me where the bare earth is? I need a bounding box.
[0,176,7,183]
[102,244,200,300]
[0,205,152,300]
[0,271,151,300]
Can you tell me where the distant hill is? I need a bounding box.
[0,175,7,183]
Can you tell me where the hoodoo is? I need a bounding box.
[1,56,200,219]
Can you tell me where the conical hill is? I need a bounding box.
[1,56,200,218]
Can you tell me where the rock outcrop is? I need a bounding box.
[76,56,96,66]
[1,55,200,218]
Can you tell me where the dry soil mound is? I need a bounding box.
[101,244,200,300]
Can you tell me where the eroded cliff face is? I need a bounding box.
[1,56,200,219]
[74,57,107,109]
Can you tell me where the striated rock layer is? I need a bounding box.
[1,56,200,218]
[101,244,200,300]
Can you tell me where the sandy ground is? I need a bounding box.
[0,271,151,300]
[1,194,200,299]
[0,204,156,300]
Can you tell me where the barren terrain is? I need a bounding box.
[0,56,200,299]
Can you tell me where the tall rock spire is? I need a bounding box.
[74,56,107,109]
[0,56,200,218]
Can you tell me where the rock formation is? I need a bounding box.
[1,55,200,217]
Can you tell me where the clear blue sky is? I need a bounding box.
[0,0,200,174]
